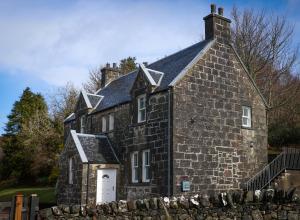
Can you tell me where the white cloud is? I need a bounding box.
[0,0,207,87]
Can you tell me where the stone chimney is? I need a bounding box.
[101,63,121,88]
[203,4,231,44]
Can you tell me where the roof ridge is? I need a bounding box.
[148,40,208,67]
[95,70,137,95]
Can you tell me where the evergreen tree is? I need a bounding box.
[0,87,52,183]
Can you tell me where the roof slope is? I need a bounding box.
[93,40,211,112]
[70,130,119,164]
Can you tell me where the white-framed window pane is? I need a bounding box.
[80,116,85,133]
[242,106,251,127]
[109,114,114,131]
[102,116,107,132]
[138,95,146,123]
[131,152,138,183]
[68,157,73,184]
[142,150,150,182]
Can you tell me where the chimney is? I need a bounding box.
[203,4,231,44]
[101,62,121,88]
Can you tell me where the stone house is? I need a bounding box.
[57,5,268,205]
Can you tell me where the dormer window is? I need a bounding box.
[80,115,86,133]
[137,95,146,123]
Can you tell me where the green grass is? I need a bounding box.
[0,187,55,204]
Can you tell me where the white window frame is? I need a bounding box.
[142,149,150,182]
[131,151,139,183]
[242,106,252,128]
[102,116,107,133]
[109,114,114,131]
[80,115,86,133]
[137,95,146,123]
[68,157,73,184]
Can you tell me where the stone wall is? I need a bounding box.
[56,134,86,205]
[172,40,268,195]
[86,89,170,200]
[40,188,300,219]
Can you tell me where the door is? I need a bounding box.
[96,169,116,204]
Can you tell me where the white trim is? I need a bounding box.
[81,90,93,109]
[64,113,75,122]
[80,115,86,133]
[142,149,150,182]
[131,151,139,183]
[93,95,104,110]
[140,63,157,86]
[156,72,164,86]
[242,106,252,128]
[147,69,164,86]
[169,39,216,87]
[109,114,114,131]
[70,130,88,163]
[76,133,107,138]
[68,157,73,184]
[137,94,146,123]
[102,116,107,132]
[86,93,102,97]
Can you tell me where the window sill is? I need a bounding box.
[131,121,147,127]
[130,181,151,186]
[241,126,253,130]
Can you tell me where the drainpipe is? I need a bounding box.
[167,88,172,197]
[86,163,90,205]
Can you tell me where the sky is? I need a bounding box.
[0,0,300,134]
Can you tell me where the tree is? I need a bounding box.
[231,7,300,148]
[83,57,138,93]
[119,56,137,75]
[231,7,299,109]
[0,87,51,182]
[5,87,48,135]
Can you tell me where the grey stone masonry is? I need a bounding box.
[172,37,267,195]
[60,5,269,204]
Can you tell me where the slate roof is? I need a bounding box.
[148,70,164,85]
[92,40,211,113]
[87,93,102,107]
[71,130,119,164]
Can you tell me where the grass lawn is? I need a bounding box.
[0,187,55,204]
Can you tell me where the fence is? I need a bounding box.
[246,148,300,191]
[0,193,39,220]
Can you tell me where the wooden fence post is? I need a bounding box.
[14,193,23,220]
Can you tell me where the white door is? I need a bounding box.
[96,169,116,204]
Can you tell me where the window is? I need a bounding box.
[137,95,146,123]
[242,106,252,128]
[102,116,107,132]
[109,114,114,131]
[68,157,73,184]
[80,115,86,133]
[131,152,139,183]
[142,150,150,182]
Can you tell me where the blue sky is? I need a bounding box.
[0,0,299,134]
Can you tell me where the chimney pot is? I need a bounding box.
[210,4,216,14]
[113,63,117,68]
[218,7,224,16]
[106,63,110,68]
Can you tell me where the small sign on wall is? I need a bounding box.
[181,180,190,192]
